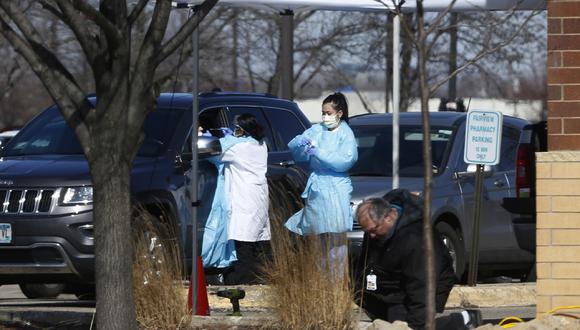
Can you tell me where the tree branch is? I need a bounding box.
[156,0,218,65]
[429,9,542,95]
[127,0,149,25]
[0,5,90,144]
[51,0,99,65]
[424,0,457,36]
[70,0,122,46]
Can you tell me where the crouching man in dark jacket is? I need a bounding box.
[354,189,481,330]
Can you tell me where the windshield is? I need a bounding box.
[349,125,455,177]
[3,105,186,157]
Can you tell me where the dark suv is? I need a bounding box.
[348,112,545,281]
[0,92,310,298]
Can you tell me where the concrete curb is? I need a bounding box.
[0,310,94,329]
[446,283,536,308]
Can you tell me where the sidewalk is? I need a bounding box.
[205,282,537,313]
[194,283,537,328]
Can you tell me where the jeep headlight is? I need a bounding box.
[61,186,93,205]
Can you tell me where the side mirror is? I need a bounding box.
[454,164,493,179]
[180,136,222,165]
[197,135,221,159]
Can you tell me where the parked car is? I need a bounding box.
[0,92,310,298]
[0,129,19,149]
[347,112,545,282]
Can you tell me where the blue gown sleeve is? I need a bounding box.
[220,135,239,153]
[288,126,318,162]
[313,123,358,173]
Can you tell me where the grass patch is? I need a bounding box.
[132,208,191,329]
[264,181,354,329]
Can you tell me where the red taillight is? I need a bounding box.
[516,143,532,198]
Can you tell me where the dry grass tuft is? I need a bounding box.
[132,208,191,329]
[264,181,354,329]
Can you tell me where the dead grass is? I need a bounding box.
[264,181,354,329]
[131,208,191,329]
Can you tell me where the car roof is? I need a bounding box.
[349,111,530,129]
[155,92,298,109]
[86,92,298,110]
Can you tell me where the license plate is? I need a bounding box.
[0,223,12,243]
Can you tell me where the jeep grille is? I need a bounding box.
[0,189,55,213]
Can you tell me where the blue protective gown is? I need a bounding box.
[201,135,253,268]
[285,121,358,235]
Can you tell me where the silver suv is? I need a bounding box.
[348,112,545,281]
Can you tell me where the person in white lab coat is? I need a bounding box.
[221,113,270,284]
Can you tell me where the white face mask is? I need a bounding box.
[322,114,340,129]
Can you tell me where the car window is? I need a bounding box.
[226,106,274,151]
[497,126,520,172]
[4,106,185,157]
[182,107,226,155]
[5,107,83,156]
[263,107,307,150]
[349,125,454,177]
[199,107,228,138]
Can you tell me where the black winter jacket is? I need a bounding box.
[354,189,456,330]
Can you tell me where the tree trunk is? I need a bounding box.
[91,152,136,330]
[416,2,436,330]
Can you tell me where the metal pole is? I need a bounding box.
[280,10,294,100]
[448,13,458,101]
[190,10,200,314]
[385,13,391,113]
[467,164,484,286]
[232,9,239,89]
[384,13,391,113]
[392,14,400,189]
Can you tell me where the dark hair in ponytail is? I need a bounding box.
[322,92,349,123]
[235,113,265,141]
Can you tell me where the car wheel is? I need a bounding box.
[522,263,536,282]
[19,283,64,299]
[436,222,466,282]
[75,290,96,300]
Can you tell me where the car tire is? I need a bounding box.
[19,283,64,299]
[436,222,466,282]
[75,290,96,300]
[523,263,536,282]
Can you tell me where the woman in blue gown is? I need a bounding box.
[285,92,358,273]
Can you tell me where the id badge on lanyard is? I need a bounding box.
[366,269,377,291]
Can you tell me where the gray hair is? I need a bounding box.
[357,198,391,224]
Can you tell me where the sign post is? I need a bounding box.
[464,110,502,286]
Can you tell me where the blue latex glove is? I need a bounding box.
[306,145,317,156]
[220,127,233,136]
[298,136,312,148]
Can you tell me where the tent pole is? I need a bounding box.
[280,9,294,100]
[392,13,400,189]
[385,13,391,113]
[190,13,200,316]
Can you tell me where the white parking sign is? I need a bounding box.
[464,110,502,165]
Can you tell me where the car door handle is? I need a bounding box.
[279,160,295,167]
[494,179,505,187]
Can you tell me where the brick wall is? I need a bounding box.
[548,0,580,149]
[536,151,580,317]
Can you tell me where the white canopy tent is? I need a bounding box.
[189,0,544,12]
[185,0,545,185]
[183,0,546,312]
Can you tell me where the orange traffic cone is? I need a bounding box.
[188,256,210,315]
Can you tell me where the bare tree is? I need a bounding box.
[378,1,542,328]
[0,1,217,328]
